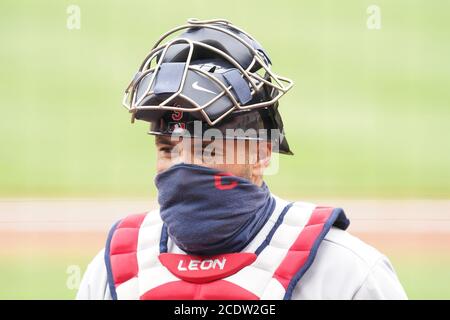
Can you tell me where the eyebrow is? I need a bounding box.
[155,136,177,146]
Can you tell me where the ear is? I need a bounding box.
[251,141,272,178]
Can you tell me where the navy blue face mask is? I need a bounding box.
[155,163,275,256]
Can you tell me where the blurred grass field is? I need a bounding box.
[0,0,449,299]
[1,0,449,198]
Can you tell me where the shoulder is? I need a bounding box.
[291,226,407,299]
[323,227,384,268]
[324,228,407,299]
[279,199,407,300]
[288,199,386,267]
[77,209,161,300]
[76,248,111,300]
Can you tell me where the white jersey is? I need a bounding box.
[77,195,407,300]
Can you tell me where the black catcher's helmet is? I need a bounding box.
[122,18,294,154]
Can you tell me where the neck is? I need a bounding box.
[252,175,264,187]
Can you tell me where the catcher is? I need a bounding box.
[77,18,407,300]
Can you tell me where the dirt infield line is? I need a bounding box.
[1,198,449,233]
[1,230,449,256]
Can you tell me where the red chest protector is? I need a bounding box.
[105,200,349,300]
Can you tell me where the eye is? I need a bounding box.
[158,146,173,153]
[204,148,216,157]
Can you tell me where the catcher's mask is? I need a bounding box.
[122,18,294,155]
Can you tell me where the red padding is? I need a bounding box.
[159,252,257,284]
[141,280,260,300]
[273,206,334,289]
[110,213,147,287]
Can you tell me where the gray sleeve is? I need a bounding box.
[352,256,408,300]
[289,227,409,300]
[76,249,112,300]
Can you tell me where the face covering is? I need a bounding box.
[155,163,275,256]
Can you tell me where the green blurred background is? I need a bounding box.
[0,0,449,299]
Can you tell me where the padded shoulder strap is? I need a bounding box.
[277,206,349,299]
[105,213,148,300]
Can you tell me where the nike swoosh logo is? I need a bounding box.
[192,81,216,95]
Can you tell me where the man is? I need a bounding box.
[77,18,407,300]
